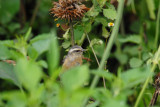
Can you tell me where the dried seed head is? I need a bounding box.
[50,0,89,21]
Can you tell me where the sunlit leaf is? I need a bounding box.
[0,62,21,87]
[0,44,11,60]
[129,57,143,68]
[102,26,110,38]
[118,35,141,44]
[61,65,89,91]
[15,58,42,91]
[30,33,50,55]
[47,30,59,74]
[122,66,151,89]
[103,9,117,20]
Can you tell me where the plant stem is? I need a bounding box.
[154,1,160,49]
[86,33,106,89]
[83,0,125,105]
[134,45,160,107]
[134,64,156,107]
[30,0,40,26]
[69,20,75,46]
[90,0,125,89]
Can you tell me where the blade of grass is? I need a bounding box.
[154,1,160,49]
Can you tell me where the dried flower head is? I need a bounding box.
[50,0,89,21]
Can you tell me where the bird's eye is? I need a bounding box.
[75,50,81,52]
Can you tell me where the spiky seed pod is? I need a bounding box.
[50,0,89,21]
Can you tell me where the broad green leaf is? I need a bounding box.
[97,0,107,8]
[61,65,89,91]
[115,53,128,65]
[129,57,143,68]
[37,60,48,68]
[30,33,50,55]
[47,30,59,74]
[103,9,117,20]
[102,26,110,38]
[62,41,71,49]
[83,22,92,33]
[0,0,20,24]
[95,17,108,27]
[1,91,26,107]
[74,25,84,41]
[118,35,141,44]
[0,44,11,60]
[90,39,103,47]
[122,66,151,89]
[0,62,21,87]
[15,58,42,91]
[27,46,39,60]
[86,7,99,17]
[91,70,115,81]
[123,46,139,56]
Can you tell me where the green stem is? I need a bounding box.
[134,64,156,107]
[83,0,125,105]
[69,20,75,46]
[154,1,160,49]
[90,0,125,89]
[134,45,160,107]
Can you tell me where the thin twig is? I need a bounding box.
[69,20,75,46]
[30,0,40,26]
[19,0,26,28]
[86,33,106,89]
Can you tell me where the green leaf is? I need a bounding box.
[0,62,21,87]
[97,0,107,8]
[146,0,156,19]
[63,29,70,40]
[24,27,32,41]
[62,41,71,49]
[87,7,99,17]
[95,17,108,27]
[0,44,11,60]
[90,39,103,47]
[115,53,128,65]
[83,22,92,33]
[118,35,141,44]
[0,0,20,24]
[103,9,117,20]
[47,30,59,74]
[30,33,50,55]
[61,65,89,91]
[122,66,151,89]
[91,70,115,81]
[15,59,42,91]
[129,57,143,68]
[1,91,27,107]
[123,46,139,56]
[102,26,110,38]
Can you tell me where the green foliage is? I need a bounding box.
[0,0,160,107]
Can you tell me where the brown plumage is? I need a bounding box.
[62,45,85,71]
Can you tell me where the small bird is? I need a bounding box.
[62,45,86,71]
